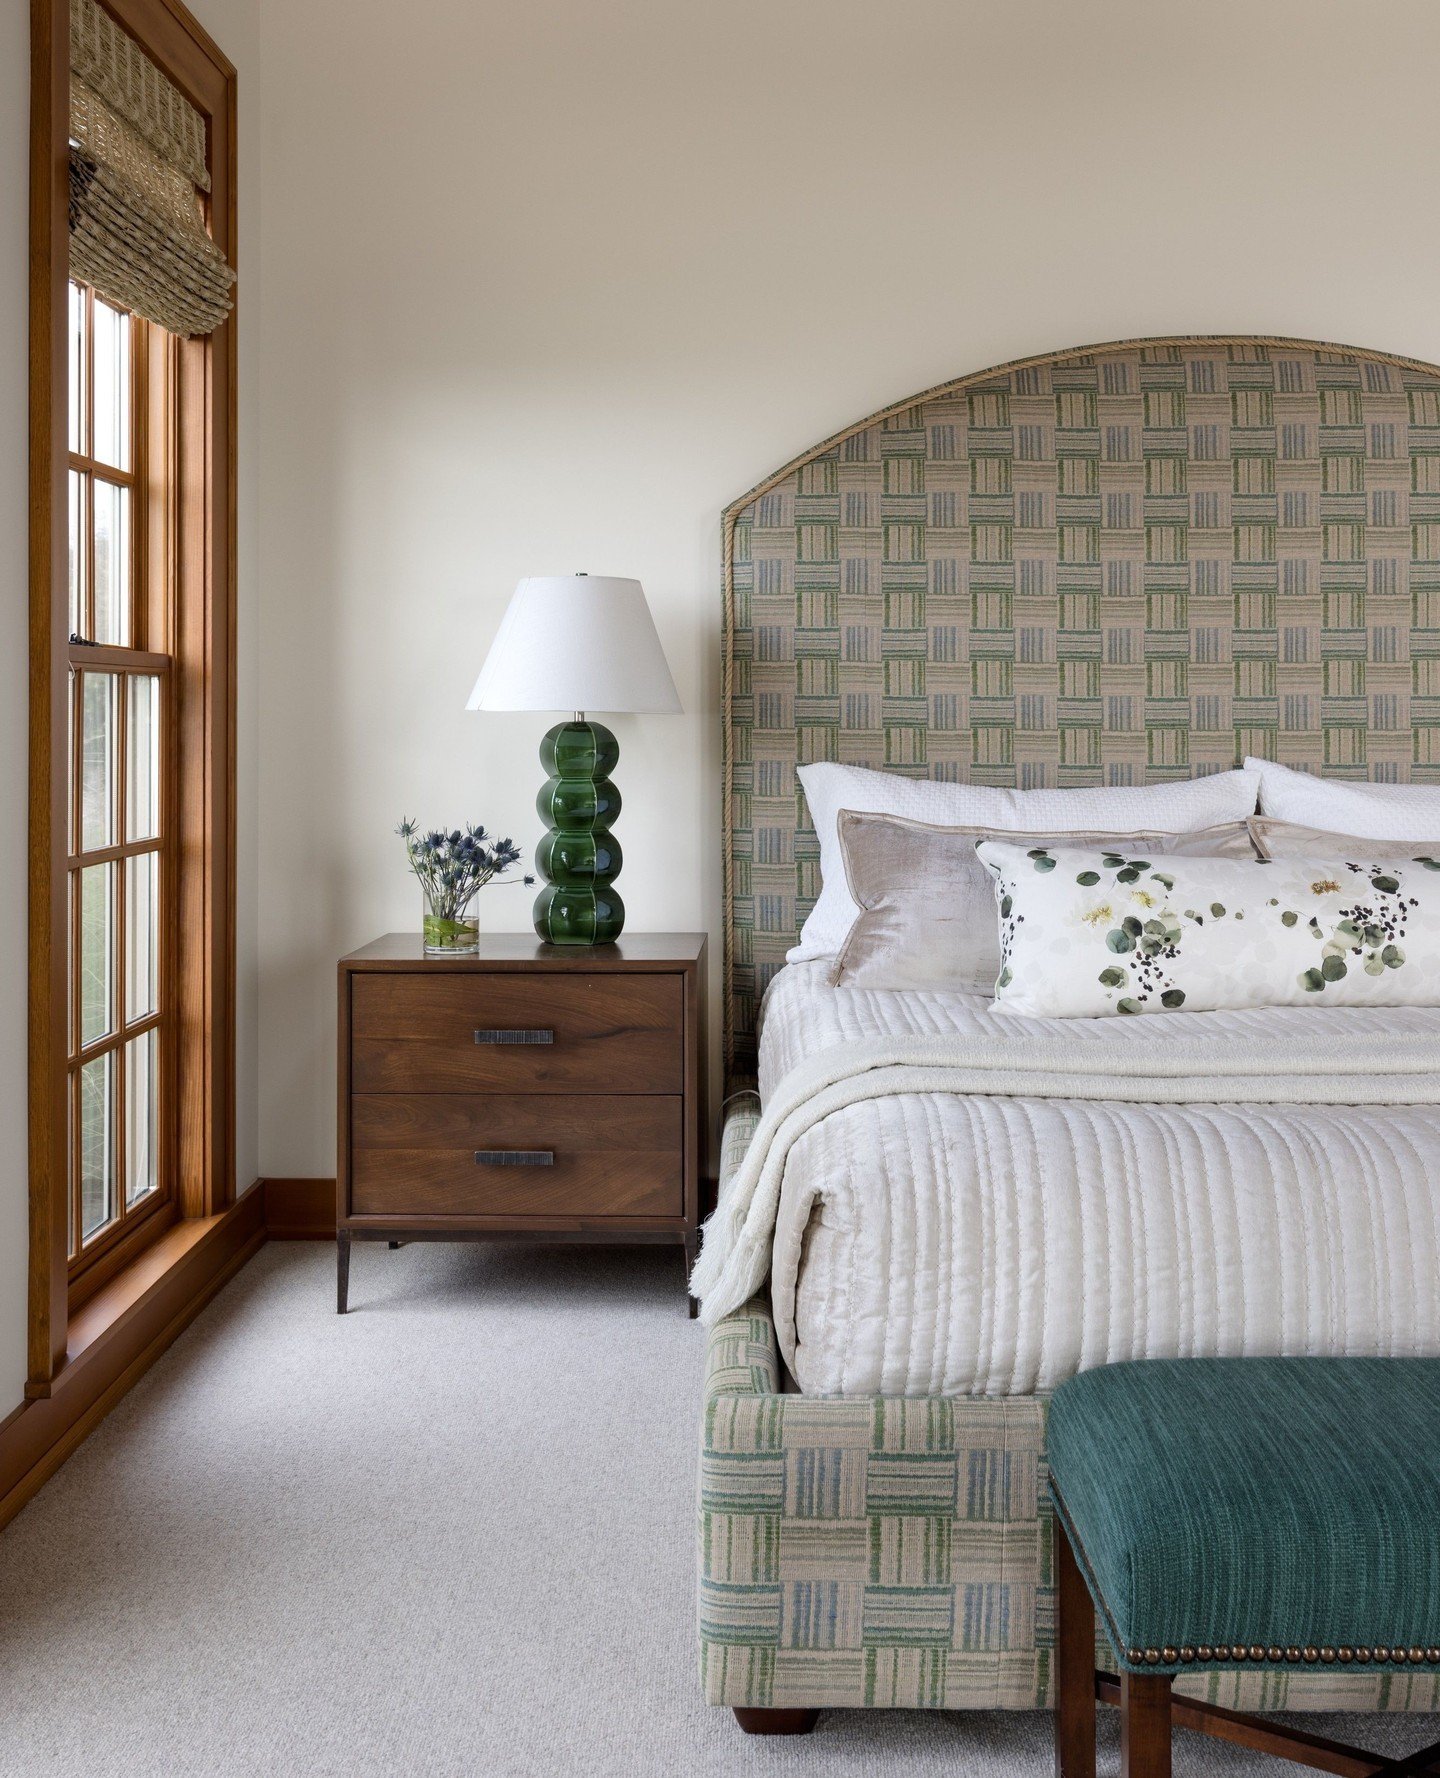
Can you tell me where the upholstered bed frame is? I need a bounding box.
[701,336,1440,1722]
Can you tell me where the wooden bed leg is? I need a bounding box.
[732,1707,818,1736]
[1120,1672,1171,1778]
[1054,1517,1096,1778]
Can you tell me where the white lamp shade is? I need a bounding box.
[467,575,682,715]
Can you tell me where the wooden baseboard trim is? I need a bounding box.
[263,1177,336,1239]
[0,1187,266,1533]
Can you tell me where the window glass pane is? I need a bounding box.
[79,862,114,1047]
[68,469,85,637]
[127,676,160,840]
[93,480,131,646]
[125,1030,157,1207]
[92,297,130,472]
[80,672,116,850]
[68,282,86,455]
[126,852,157,1022]
[79,1051,115,1241]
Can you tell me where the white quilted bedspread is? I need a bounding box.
[753,963,1440,1398]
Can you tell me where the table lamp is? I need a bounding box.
[467,574,682,944]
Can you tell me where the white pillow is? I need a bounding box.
[790,763,1262,962]
[977,838,1440,1018]
[1245,758,1440,842]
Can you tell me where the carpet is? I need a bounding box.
[0,1241,1433,1777]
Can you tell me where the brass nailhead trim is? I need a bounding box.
[1130,1639,1440,1668]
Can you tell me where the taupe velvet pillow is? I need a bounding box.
[1249,815,1440,861]
[832,810,1259,993]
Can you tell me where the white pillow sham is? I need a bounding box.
[1245,757,1440,841]
[790,762,1262,962]
[977,838,1440,1019]
[832,811,1257,993]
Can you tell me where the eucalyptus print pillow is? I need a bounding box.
[975,839,1440,1018]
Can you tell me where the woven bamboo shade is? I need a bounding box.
[67,0,234,338]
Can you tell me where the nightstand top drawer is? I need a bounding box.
[350,971,683,1094]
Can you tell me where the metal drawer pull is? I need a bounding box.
[473,1028,554,1046]
[474,1149,554,1167]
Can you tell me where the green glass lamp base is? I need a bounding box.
[533,719,625,945]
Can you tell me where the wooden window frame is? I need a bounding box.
[28,0,237,1397]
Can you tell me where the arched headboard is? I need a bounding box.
[722,334,1440,1081]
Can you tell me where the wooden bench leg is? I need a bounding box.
[1120,1672,1172,1778]
[732,1707,818,1736]
[1054,1517,1097,1778]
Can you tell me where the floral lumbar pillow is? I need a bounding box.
[976,839,1440,1018]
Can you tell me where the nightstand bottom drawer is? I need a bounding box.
[349,1094,682,1218]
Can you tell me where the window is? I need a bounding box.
[67,283,172,1285]
[29,0,237,1392]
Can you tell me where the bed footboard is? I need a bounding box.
[697,1301,1440,1717]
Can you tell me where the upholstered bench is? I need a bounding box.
[1048,1358,1440,1778]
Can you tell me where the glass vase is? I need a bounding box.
[422,889,479,957]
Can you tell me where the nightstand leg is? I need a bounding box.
[337,1232,351,1314]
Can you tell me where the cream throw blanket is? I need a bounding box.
[690,1027,1440,1327]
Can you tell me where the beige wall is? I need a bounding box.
[0,0,260,1409]
[6,0,1440,1396]
[256,0,1440,1175]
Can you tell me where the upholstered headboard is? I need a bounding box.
[722,335,1440,1081]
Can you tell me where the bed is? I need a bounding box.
[697,336,1440,1723]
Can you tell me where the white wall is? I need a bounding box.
[255,0,1440,1176]
[0,0,260,1410]
[7,0,1440,1398]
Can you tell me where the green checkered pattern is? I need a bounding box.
[698,1298,1440,1713]
[723,338,1440,1079]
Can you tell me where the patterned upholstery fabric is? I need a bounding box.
[723,338,1440,1080]
[1048,1358,1440,1676]
[698,1296,1440,1713]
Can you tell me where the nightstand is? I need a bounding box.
[336,933,707,1314]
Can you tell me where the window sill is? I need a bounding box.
[25,1188,264,1404]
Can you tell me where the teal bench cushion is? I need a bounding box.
[1047,1358,1440,1677]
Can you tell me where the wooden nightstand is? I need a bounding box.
[336,933,707,1314]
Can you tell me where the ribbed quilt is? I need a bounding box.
[694,964,1440,1397]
